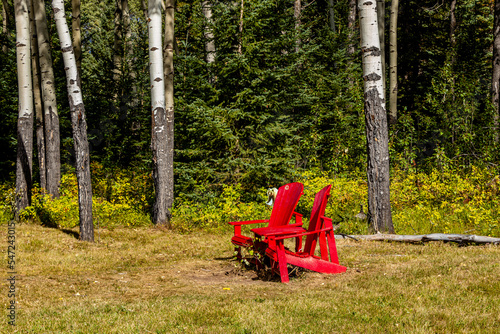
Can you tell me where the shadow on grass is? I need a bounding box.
[60,228,80,239]
[218,254,304,283]
[34,205,80,239]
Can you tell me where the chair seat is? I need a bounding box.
[231,235,253,247]
[251,226,305,237]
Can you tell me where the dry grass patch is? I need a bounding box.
[1,223,499,333]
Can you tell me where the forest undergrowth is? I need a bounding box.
[1,163,499,237]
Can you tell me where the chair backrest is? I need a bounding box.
[268,182,304,228]
[303,185,332,254]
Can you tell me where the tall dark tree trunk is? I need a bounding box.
[72,0,81,78]
[141,0,148,20]
[450,0,457,103]
[30,0,46,191]
[2,0,11,52]
[34,0,60,198]
[163,0,174,225]
[359,0,394,234]
[52,0,94,241]
[450,0,457,56]
[15,0,34,215]
[294,0,301,53]
[388,0,398,124]
[328,0,335,32]
[123,0,137,108]
[493,0,500,144]
[347,0,356,56]
[377,0,386,96]
[113,0,123,88]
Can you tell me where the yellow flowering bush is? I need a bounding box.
[296,169,369,234]
[1,164,498,237]
[391,166,500,236]
[14,166,152,229]
[0,183,15,223]
[171,184,270,232]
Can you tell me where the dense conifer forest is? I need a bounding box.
[1,0,499,236]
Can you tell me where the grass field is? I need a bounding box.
[1,223,499,333]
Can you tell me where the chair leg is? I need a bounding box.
[295,236,302,252]
[235,246,242,260]
[319,231,329,261]
[327,230,339,264]
[277,241,289,283]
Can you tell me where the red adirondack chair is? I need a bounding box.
[265,185,347,283]
[228,182,304,261]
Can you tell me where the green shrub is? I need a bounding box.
[1,166,498,237]
[14,172,151,229]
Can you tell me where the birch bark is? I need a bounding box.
[202,1,215,63]
[72,0,81,78]
[149,0,170,226]
[15,0,34,214]
[358,0,394,234]
[52,0,94,241]
[294,0,301,53]
[238,0,244,54]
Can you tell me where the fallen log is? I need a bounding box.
[335,233,500,245]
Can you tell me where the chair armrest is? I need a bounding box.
[228,219,269,226]
[251,226,305,237]
[229,219,269,237]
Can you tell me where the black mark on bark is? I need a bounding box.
[364,73,382,82]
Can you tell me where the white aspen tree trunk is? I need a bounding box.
[238,0,244,54]
[15,0,34,214]
[71,0,81,79]
[347,0,356,56]
[389,0,398,124]
[2,0,10,52]
[52,0,94,241]
[328,0,335,32]
[202,1,216,63]
[149,0,170,226]
[34,0,60,198]
[358,0,394,234]
[294,0,301,53]
[493,0,500,144]
[113,0,123,88]
[163,0,174,225]
[29,0,46,191]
